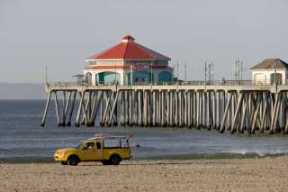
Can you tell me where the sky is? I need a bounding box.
[0,0,287,83]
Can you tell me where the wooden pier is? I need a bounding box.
[41,82,288,134]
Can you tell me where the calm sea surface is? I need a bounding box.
[0,100,288,161]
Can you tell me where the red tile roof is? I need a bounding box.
[88,35,170,61]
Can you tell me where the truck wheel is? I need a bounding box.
[67,155,80,166]
[109,155,121,165]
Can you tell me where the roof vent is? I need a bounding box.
[121,35,135,43]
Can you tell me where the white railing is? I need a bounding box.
[46,80,287,89]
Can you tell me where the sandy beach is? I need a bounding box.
[1,156,288,192]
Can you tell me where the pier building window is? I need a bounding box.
[98,72,120,85]
[253,73,266,85]
[155,60,168,65]
[126,71,154,85]
[158,71,172,83]
[270,73,282,85]
[88,61,97,65]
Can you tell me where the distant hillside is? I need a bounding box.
[0,83,45,100]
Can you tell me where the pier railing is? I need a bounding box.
[46,80,279,91]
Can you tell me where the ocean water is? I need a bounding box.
[0,100,288,161]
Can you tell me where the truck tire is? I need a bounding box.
[67,155,80,166]
[109,155,121,165]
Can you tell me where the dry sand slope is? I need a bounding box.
[1,156,288,192]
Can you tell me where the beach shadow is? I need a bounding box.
[78,161,200,167]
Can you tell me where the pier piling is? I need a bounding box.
[41,83,288,134]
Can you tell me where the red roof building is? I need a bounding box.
[84,35,173,85]
[88,35,170,61]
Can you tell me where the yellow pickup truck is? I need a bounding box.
[54,135,132,166]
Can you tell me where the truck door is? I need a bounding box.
[81,141,102,161]
[94,141,103,160]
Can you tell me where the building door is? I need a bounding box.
[85,72,92,85]
[98,73,105,84]
[270,73,282,85]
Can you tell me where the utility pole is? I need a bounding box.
[184,63,187,82]
[204,61,214,85]
[233,59,237,81]
[273,61,278,92]
[204,61,207,85]
[240,60,244,81]
[234,59,244,83]
[208,62,214,84]
[176,61,179,81]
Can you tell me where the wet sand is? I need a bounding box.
[1,156,288,192]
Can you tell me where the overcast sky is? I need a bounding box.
[0,0,287,83]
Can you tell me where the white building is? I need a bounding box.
[251,58,288,85]
[83,35,173,85]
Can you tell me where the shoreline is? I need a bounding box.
[1,152,286,164]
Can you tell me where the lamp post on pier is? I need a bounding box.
[150,62,153,85]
